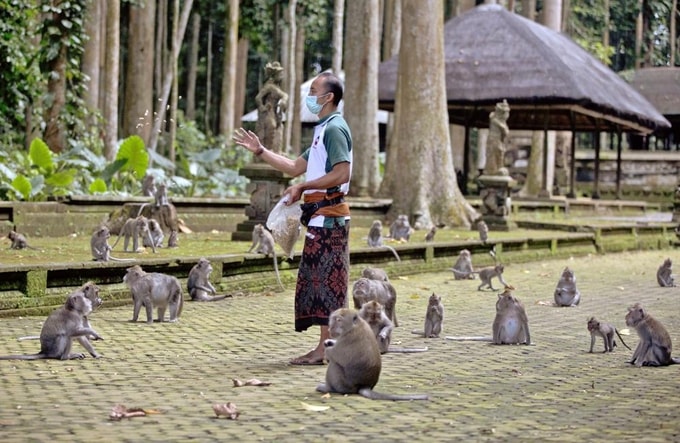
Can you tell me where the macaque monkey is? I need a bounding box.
[7,230,39,250]
[247,224,284,290]
[361,267,389,282]
[492,288,530,345]
[143,218,165,249]
[0,293,103,360]
[477,220,489,244]
[587,317,630,353]
[656,258,675,287]
[316,308,429,401]
[154,183,169,207]
[476,264,508,291]
[124,265,184,323]
[366,220,401,261]
[389,214,412,242]
[352,277,398,326]
[90,226,134,262]
[187,258,228,302]
[451,249,475,280]
[141,174,156,197]
[423,293,444,338]
[625,303,680,366]
[358,301,427,354]
[111,216,157,253]
[554,267,581,306]
[425,227,437,242]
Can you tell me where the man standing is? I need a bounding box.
[233,72,352,365]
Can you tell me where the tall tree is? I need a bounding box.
[381,0,477,227]
[103,0,120,160]
[185,12,201,121]
[332,0,344,74]
[218,0,239,137]
[82,0,101,115]
[283,0,297,153]
[345,0,380,196]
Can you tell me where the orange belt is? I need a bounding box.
[302,191,350,221]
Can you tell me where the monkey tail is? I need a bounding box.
[358,387,429,401]
[382,246,401,262]
[387,346,429,353]
[272,256,284,291]
[16,335,40,341]
[672,357,680,365]
[615,330,632,350]
[0,353,44,360]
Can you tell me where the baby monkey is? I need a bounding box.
[587,317,630,353]
[359,301,427,354]
[7,230,40,250]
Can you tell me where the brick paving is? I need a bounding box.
[0,249,679,442]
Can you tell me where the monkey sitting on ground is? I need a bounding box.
[352,277,398,327]
[477,220,489,244]
[316,308,429,401]
[124,265,184,323]
[587,317,630,353]
[656,258,675,287]
[143,218,165,249]
[361,266,389,282]
[424,293,444,338]
[625,302,680,366]
[366,220,401,261]
[554,267,581,306]
[451,249,475,280]
[359,301,427,354]
[111,216,157,253]
[90,226,134,262]
[388,214,412,242]
[247,224,284,290]
[7,230,40,250]
[492,288,530,345]
[0,292,103,360]
[188,258,228,302]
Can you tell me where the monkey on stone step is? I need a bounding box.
[366,220,401,261]
[358,301,427,354]
[124,265,184,323]
[143,218,165,249]
[111,216,157,253]
[247,224,284,290]
[141,174,157,197]
[424,226,437,242]
[7,230,40,250]
[388,214,412,242]
[587,317,630,353]
[316,308,429,401]
[187,258,229,302]
[0,292,103,360]
[625,303,680,366]
[477,220,489,244]
[90,226,135,262]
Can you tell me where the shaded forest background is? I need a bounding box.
[0,0,677,219]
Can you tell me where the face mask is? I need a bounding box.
[305,93,329,115]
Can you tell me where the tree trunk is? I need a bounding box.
[291,24,304,153]
[671,0,677,66]
[234,38,250,131]
[332,0,344,74]
[168,0,180,165]
[205,20,213,134]
[283,0,297,154]
[123,0,156,145]
[382,0,477,228]
[345,0,380,197]
[381,0,401,197]
[82,0,101,114]
[521,0,535,20]
[43,42,67,153]
[155,0,166,103]
[635,0,643,69]
[103,0,120,160]
[185,12,201,121]
[218,0,239,137]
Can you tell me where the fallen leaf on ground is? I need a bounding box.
[300,401,330,412]
[619,328,630,335]
[213,402,239,419]
[397,276,409,280]
[536,300,553,306]
[109,404,161,421]
[232,378,272,387]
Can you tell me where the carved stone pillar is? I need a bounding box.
[477,174,517,231]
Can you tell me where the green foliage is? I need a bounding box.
[116,135,149,178]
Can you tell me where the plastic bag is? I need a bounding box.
[266,196,302,260]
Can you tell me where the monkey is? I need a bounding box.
[424,293,444,338]
[451,249,475,280]
[358,301,427,354]
[366,220,401,261]
[625,303,680,366]
[316,308,429,401]
[0,292,103,360]
[492,288,530,345]
[352,277,398,327]
[143,218,165,249]
[361,266,389,282]
[154,183,169,207]
[656,258,675,287]
[124,265,184,323]
[554,267,581,306]
[111,216,157,253]
[141,174,156,197]
[7,230,40,250]
[476,264,508,291]
[587,317,631,353]
[187,258,228,302]
[388,214,412,242]
[424,226,437,242]
[477,220,489,244]
[90,226,134,262]
[247,224,284,290]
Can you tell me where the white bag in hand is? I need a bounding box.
[266,196,302,260]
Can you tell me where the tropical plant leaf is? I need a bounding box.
[147,149,176,170]
[101,158,128,183]
[29,138,53,171]
[116,135,149,178]
[89,178,107,194]
[11,175,32,200]
[45,170,75,187]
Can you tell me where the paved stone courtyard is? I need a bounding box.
[0,249,679,442]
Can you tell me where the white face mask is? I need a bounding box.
[305,93,330,115]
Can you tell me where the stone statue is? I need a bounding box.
[255,61,288,154]
[483,100,510,176]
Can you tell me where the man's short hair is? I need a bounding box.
[318,72,344,105]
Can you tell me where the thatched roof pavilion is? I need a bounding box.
[628,67,680,145]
